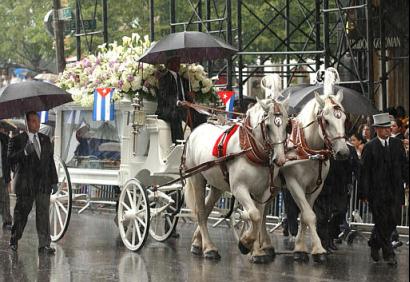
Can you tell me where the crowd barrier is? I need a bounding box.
[70,181,409,237]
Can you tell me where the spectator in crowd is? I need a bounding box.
[282,188,299,250]
[314,145,356,253]
[0,124,12,230]
[359,112,408,266]
[359,124,373,143]
[8,111,58,254]
[350,131,366,159]
[391,119,404,140]
[390,119,405,248]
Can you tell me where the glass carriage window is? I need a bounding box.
[61,109,123,169]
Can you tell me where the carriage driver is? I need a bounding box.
[155,56,206,144]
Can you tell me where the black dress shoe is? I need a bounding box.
[370,247,380,262]
[384,256,397,266]
[9,241,18,252]
[328,241,338,251]
[38,246,56,255]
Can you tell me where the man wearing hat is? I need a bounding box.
[359,112,408,265]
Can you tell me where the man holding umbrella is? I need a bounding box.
[8,111,58,254]
[156,56,206,143]
[155,56,186,143]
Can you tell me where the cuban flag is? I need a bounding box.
[38,111,48,124]
[93,88,115,121]
[66,110,82,125]
[217,90,235,118]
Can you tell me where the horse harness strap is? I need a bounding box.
[288,119,331,161]
[213,125,240,183]
[239,116,271,166]
[287,118,329,195]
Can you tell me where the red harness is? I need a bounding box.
[212,125,240,157]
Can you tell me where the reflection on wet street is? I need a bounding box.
[0,211,408,282]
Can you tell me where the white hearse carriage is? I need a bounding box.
[51,97,186,251]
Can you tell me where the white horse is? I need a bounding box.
[183,98,289,262]
[266,89,350,263]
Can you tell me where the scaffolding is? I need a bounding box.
[148,0,408,111]
[73,0,108,61]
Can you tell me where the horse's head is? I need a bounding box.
[314,91,350,160]
[249,97,290,166]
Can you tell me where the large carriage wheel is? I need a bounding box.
[50,156,72,242]
[148,184,183,242]
[229,201,250,242]
[118,179,150,251]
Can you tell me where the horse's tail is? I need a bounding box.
[183,178,198,221]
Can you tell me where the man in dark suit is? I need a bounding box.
[156,56,206,143]
[0,124,12,229]
[156,56,186,143]
[8,111,58,254]
[359,112,408,266]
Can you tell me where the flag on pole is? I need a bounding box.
[93,88,115,121]
[38,111,48,124]
[66,110,82,125]
[217,90,235,118]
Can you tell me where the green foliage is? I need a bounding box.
[0,0,320,72]
[0,0,54,70]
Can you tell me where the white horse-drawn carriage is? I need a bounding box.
[49,69,350,264]
[50,97,188,250]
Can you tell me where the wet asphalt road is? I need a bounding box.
[0,209,408,282]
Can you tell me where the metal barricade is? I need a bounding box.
[347,180,409,236]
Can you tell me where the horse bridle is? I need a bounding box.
[245,101,287,152]
[302,98,347,155]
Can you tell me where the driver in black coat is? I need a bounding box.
[155,56,206,144]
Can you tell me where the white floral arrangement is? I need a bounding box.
[58,33,215,107]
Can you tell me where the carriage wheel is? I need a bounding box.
[50,156,72,242]
[148,185,183,242]
[118,179,150,251]
[229,201,250,242]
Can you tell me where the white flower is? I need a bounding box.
[131,76,142,91]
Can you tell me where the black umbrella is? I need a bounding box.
[280,84,312,99]
[286,85,378,115]
[138,31,238,64]
[0,81,73,119]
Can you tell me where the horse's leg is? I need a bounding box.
[191,187,223,256]
[284,178,312,262]
[187,175,221,259]
[258,205,275,258]
[248,203,274,264]
[306,192,327,263]
[233,186,262,255]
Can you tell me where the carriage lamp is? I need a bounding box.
[131,94,146,130]
[131,94,146,155]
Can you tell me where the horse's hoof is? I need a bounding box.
[250,255,272,264]
[238,241,251,255]
[191,245,202,256]
[264,247,276,260]
[312,253,327,263]
[293,251,309,262]
[204,250,221,260]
